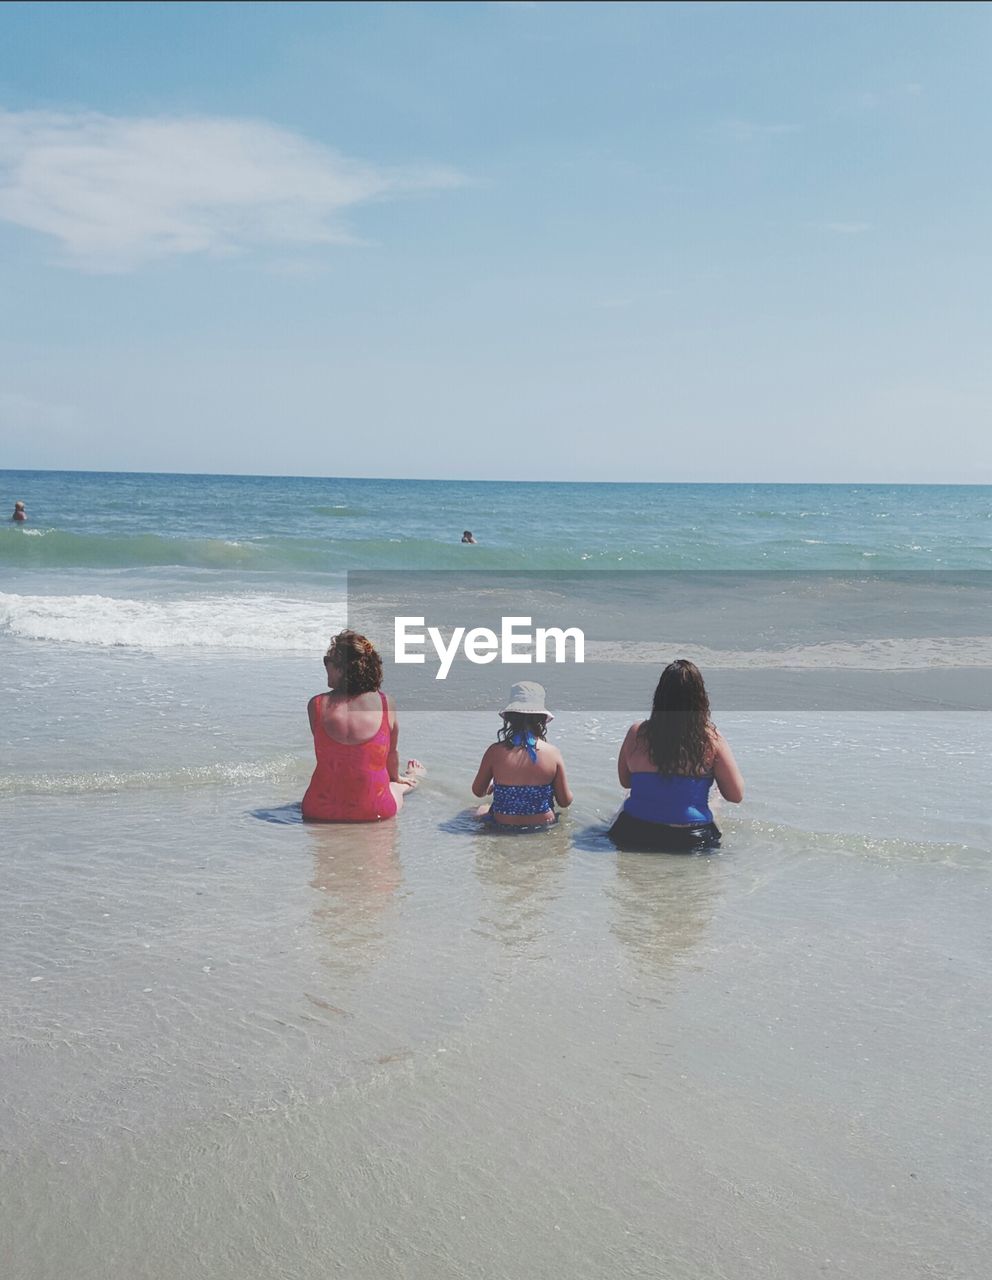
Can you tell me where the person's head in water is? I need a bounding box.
[461,530,477,543]
[11,501,26,522]
[637,659,713,775]
[322,630,383,694]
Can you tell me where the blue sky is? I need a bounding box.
[0,1,989,481]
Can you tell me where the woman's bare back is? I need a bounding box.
[310,690,388,744]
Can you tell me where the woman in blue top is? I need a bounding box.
[610,659,744,852]
[472,682,573,827]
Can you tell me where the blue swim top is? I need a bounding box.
[489,730,555,816]
[491,782,555,817]
[624,772,713,825]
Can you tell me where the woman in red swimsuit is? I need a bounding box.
[302,630,424,822]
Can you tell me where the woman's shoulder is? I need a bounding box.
[307,691,327,729]
[703,723,727,764]
[311,689,385,710]
[351,688,389,709]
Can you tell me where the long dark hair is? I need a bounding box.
[637,659,714,775]
[498,712,548,747]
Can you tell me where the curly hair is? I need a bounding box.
[497,712,549,747]
[323,630,383,695]
[637,659,715,776]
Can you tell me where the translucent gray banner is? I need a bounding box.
[344,571,992,712]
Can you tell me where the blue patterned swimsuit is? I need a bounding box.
[490,781,555,817]
[486,730,557,823]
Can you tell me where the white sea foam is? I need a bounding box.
[0,754,306,797]
[0,591,346,652]
[4,590,988,668]
[588,636,992,670]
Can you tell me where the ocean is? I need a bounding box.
[2,470,990,1280]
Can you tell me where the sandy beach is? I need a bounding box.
[1,474,990,1278]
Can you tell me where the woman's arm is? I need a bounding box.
[307,695,321,733]
[386,695,402,783]
[553,754,574,808]
[471,746,495,798]
[617,724,638,788]
[711,730,744,803]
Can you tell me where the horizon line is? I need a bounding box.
[0,466,987,488]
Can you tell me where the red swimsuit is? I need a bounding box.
[302,691,398,822]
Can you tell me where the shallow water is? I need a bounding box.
[2,474,990,1278]
[3,698,990,1279]
[3,770,989,1280]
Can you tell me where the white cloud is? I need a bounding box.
[0,109,462,272]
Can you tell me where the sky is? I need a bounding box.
[0,0,989,482]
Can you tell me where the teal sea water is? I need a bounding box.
[1,470,989,654]
[2,469,990,1280]
[3,470,991,576]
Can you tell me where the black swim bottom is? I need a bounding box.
[608,812,721,853]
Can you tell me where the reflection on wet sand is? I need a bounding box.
[472,817,570,949]
[306,821,402,979]
[607,852,723,978]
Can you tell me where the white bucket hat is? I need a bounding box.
[500,681,554,721]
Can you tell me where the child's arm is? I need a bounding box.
[471,746,496,798]
[553,753,574,808]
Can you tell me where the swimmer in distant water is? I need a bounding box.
[11,501,26,523]
[461,530,477,544]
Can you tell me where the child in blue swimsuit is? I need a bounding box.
[472,682,573,828]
